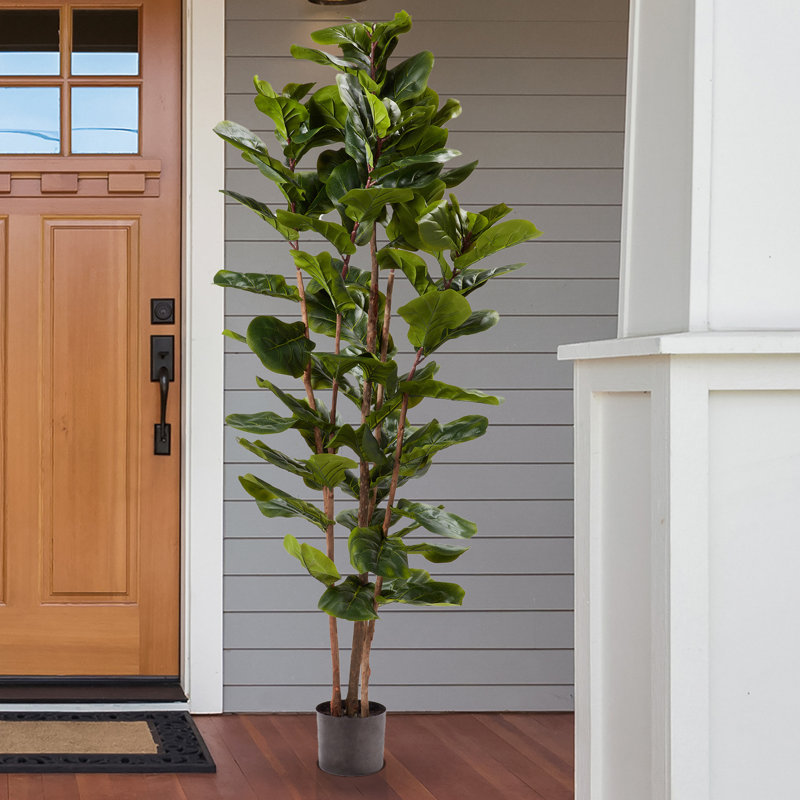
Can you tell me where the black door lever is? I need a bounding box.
[151,336,174,455]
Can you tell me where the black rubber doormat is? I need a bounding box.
[0,711,215,773]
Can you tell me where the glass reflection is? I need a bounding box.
[72,10,139,76]
[0,87,60,154]
[71,87,139,154]
[0,9,60,76]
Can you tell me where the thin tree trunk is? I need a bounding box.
[360,619,376,717]
[345,621,366,716]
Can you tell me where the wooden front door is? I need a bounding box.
[0,0,181,676]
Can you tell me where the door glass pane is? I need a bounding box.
[71,10,139,76]
[71,87,139,153]
[0,87,61,154]
[0,10,60,76]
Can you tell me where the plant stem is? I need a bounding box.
[345,620,366,716]
[360,619,376,717]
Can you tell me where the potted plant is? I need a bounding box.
[215,10,540,776]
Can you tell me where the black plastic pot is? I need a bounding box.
[315,701,386,776]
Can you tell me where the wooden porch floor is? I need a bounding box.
[0,713,574,799]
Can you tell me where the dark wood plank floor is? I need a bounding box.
[0,713,574,799]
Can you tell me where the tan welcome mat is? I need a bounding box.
[0,712,214,773]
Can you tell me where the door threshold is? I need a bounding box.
[0,678,187,703]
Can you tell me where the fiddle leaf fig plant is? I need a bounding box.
[216,10,540,719]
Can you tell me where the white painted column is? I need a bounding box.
[560,1,800,797]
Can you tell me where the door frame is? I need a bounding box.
[182,0,225,714]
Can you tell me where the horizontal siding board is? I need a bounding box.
[224,649,574,687]
[225,610,574,649]
[225,94,626,135]
[226,203,622,242]
[225,575,573,612]
[224,498,573,539]
[224,463,574,501]
[223,278,620,317]
[226,56,627,96]
[227,0,629,23]
[223,316,618,355]
[224,538,574,577]
[224,240,621,279]
[227,21,628,58]
[225,388,575,425]
[225,422,574,464]
[222,684,574,713]
[225,166,623,207]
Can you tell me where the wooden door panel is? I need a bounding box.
[0,0,181,677]
[44,218,140,601]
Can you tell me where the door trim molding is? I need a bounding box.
[182,0,225,714]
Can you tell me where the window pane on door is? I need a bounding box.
[0,87,61,154]
[71,87,139,153]
[0,10,60,76]
[72,10,139,76]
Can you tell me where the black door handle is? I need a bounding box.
[152,335,174,455]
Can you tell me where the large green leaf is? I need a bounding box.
[290,45,359,71]
[387,51,434,104]
[349,526,410,579]
[239,474,332,531]
[440,160,479,189]
[401,415,488,467]
[442,264,524,296]
[291,250,355,314]
[318,576,378,621]
[395,500,478,539]
[214,121,273,160]
[246,316,315,379]
[237,438,319,487]
[397,288,472,352]
[274,210,356,255]
[379,568,465,606]
[425,309,499,354]
[221,190,298,241]
[418,200,466,252]
[213,270,300,302]
[314,352,399,396]
[432,98,462,126]
[405,541,470,563]
[372,149,460,182]
[339,187,414,224]
[307,453,358,488]
[284,535,340,586]
[226,411,296,435]
[454,219,542,268]
[377,249,435,296]
[308,86,348,131]
[310,21,372,49]
[254,377,332,431]
[399,378,502,405]
[327,424,388,465]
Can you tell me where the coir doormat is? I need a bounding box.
[0,711,215,773]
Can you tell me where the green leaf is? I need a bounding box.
[308,85,348,131]
[388,51,434,104]
[213,270,300,302]
[366,92,391,138]
[327,424,388,465]
[340,187,414,224]
[274,210,356,255]
[253,94,289,142]
[226,411,295,435]
[290,45,358,71]
[221,190,298,241]
[310,21,371,49]
[454,219,542,269]
[445,264,524,296]
[432,98,462,126]
[349,526,410,578]
[237,438,318,486]
[405,541,470,563]
[282,81,316,101]
[440,160,478,189]
[291,250,355,314]
[377,248,435,296]
[239,474,332,531]
[397,288,472,352]
[399,378,502,405]
[326,158,362,206]
[425,309,499,353]
[380,568,465,606]
[394,500,477,539]
[307,453,358,488]
[246,316,315,379]
[418,200,463,252]
[222,329,246,343]
[214,120,272,158]
[373,149,460,183]
[318,576,378,621]
[254,376,331,431]
[401,415,489,467]
[284,535,340,586]
[314,352,399,396]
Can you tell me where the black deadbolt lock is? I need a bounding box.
[151,298,175,325]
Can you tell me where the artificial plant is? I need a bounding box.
[216,10,540,718]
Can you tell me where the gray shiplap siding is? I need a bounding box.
[223,0,627,711]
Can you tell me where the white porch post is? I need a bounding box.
[559,2,800,798]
